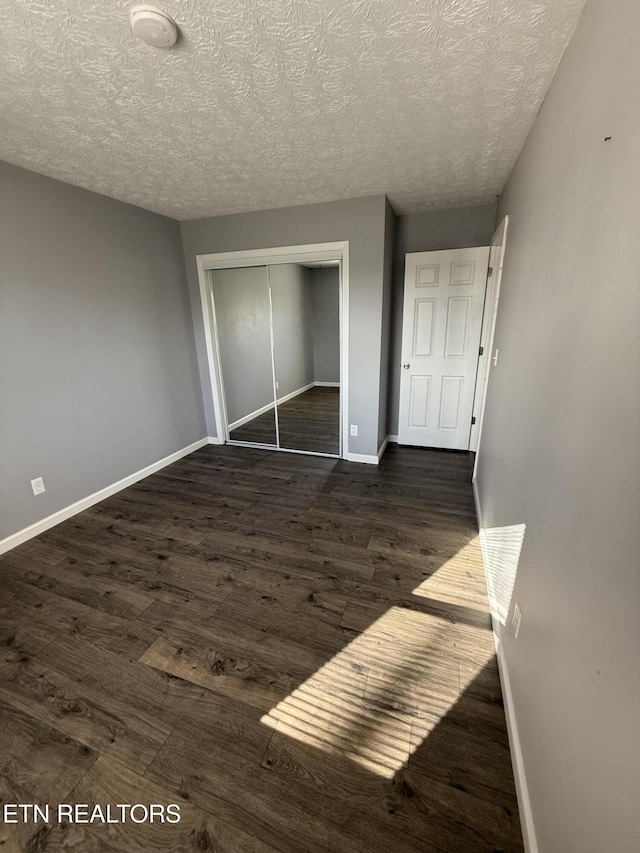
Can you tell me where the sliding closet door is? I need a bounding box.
[210,266,277,446]
[269,262,341,455]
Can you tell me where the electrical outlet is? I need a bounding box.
[31,477,46,496]
[276,381,279,390]
[512,601,522,638]
[350,425,358,436]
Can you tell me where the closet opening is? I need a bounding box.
[196,243,349,459]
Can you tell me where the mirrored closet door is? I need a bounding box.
[209,260,341,457]
[210,266,277,446]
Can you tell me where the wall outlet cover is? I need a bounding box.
[31,477,46,496]
[350,425,358,436]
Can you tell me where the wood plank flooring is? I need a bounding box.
[231,386,340,455]
[0,444,523,852]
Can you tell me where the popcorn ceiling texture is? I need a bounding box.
[0,0,586,220]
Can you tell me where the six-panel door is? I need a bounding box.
[398,247,490,450]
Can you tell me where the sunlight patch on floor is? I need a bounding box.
[410,534,489,609]
[261,605,495,778]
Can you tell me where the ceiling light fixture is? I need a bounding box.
[130,5,178,48]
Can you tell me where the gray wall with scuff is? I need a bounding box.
[309,267,340,384]
[388,203,496,436]
[0,161,205,541]
[475,0,640,850]
[180,195,388,458]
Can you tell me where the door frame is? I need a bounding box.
[196,241,350,458]
[470,216,509,463]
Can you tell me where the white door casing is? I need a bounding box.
[472,216,509,470]
[398,247,490,450]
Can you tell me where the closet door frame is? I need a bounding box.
[196,242,349,459]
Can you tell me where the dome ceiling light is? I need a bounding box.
[130,5,178,48]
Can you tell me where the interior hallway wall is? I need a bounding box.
[388,202,496,436]
[0,161,205,542]
[379,198,397,447]
[475,0,640,850]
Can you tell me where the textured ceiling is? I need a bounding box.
[0,0,586,220]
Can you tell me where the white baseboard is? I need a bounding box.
[345,452,379,465]
[228,400,276,431]
[278,381,315,405]
[208,436,224,445]
[472,479,538,853]
[0,437,210,556]
[493,622,539,853]
[227,382,319,432]
[344,434,394,465]
[314,381,340,387]
[387,434,399,443]
[472,479,484,531]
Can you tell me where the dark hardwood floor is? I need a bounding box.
[230,386,340,455]
[0,444,523,852]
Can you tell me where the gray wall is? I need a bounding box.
[388,202,496,435]
[309,267,340,384]
[180,195,388,458]
[210,266,275,426]
[475,0,640,850]
[0,161,205,541]
[270,264,315,398]
[379,198,397,446]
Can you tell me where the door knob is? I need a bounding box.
[403,363,410,369]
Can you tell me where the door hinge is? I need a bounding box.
[487,266,493,277]
[471,416,476,425]
[479,346,484,356]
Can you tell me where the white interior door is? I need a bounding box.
[398,247,490,450]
